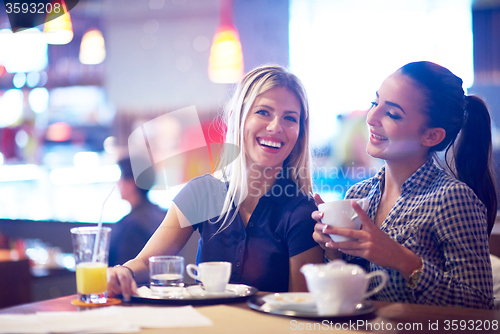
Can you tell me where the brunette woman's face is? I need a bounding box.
[366,71,431,163]
[243,86,301,171]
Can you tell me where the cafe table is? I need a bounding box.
[1,293,500,334]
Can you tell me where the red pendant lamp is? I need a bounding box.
[208,0,244,83]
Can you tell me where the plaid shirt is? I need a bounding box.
[344,158,494,309]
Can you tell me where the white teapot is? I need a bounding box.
[301,260,388,315]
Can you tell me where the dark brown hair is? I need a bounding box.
[400,61,497,235]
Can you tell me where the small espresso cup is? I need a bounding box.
[318,198,369,242]
[301,260,388,315]
[186,261,231,293]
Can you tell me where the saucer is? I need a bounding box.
[130,284,258,305]
[248,294,377,319]
[71,298,122,307]
[186,284,253,298]
[262,292,316,312]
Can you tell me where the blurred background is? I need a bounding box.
[1,0,500,305]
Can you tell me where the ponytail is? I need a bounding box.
[400,61,498,235]
[453,96,497,234]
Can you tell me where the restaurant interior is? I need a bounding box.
[1,0,500,311]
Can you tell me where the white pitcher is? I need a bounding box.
[301,260,388,315]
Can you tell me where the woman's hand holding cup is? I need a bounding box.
[312,197,369,259]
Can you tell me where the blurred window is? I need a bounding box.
[290,0,473,147]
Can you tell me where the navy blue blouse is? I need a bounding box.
[173,174,318,292]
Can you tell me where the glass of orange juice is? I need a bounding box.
[71,226,111,304]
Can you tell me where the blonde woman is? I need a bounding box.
[108,65,323,300]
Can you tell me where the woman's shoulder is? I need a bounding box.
[186,173,220,185]
[429,169,479,199]
[414,169,487,224]
[427,170,489,239]
[182,174,226,193]
[397,160,478,201]
[174,174,227,228]
[175,174,226,206]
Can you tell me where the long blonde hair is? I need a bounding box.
[213,64,312,231]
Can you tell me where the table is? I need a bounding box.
[1,294,500,333]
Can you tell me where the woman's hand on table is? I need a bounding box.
[107,266,137,301]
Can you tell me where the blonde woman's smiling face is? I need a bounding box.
[243,86,301,171]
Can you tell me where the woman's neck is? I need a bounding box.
[238,165,281,225]
[246,164,281,198]
[384,155,429,192]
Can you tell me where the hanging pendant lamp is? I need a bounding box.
[79,28,106,65]
[208,0,244,83]
[43,0,73,45]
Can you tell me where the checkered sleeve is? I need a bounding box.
[411,183,494,309]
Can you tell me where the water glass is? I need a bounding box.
[149,255,185,297]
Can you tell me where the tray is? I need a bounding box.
[247,294,376,319]
[130,284,258,306]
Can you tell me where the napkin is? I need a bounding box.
[36,307,139,333]
[116,306,213,328]
[0,305,213,334]
[137,285,154,298]
[0,314,49,334]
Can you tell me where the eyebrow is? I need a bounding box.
[376,92,406,114]
[254,104,300,115]
[254,104,274,111]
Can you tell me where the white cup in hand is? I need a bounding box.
[301,260,388,315]
[318,198,369,242]
[186,261,231,293]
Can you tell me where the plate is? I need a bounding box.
[130,284,258,305]
[262,292,316,312]
[247,294,377,319]
[186,284,253,298]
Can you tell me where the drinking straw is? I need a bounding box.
[161,161,168,189]
[92,186,116,262]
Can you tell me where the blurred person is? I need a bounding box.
[0,229,9,249]
[312,61,496,309]
[334,111,377,170]
[108,65,324,299]
[108,156,166,267]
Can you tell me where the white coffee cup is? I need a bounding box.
[301,260,388,315]
[186,261,231,293]
[318,198,369,242]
